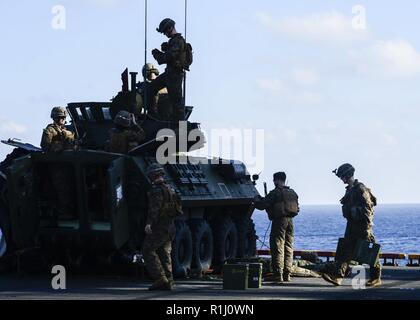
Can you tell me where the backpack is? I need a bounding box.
[184,42,193,71]
[282,187,300,217]
[160,184,183,218]
[271,187,299,218]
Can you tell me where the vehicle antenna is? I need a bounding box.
[144,0,148,75]
[143,0,149,114]
[182,0,188,110]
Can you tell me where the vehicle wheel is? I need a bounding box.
[0,177,11,258]
[171,220,193,278]
[236,217,257,258]
[190,219,213,272]
[0,226,6,258]
[213,217,238,268]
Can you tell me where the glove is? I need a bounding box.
[152,49,161,58]
[161,42,169,52]
[131,113,138,126]
[145,224,152,234]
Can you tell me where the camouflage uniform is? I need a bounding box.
[151,33,187,121]
[254,186,298,278]
[40,123,76,217]
[40,123,75,153]
[142,181,179,284]
[335,180,381,280]
[107,125,145,154]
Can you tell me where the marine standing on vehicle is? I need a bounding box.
[150,18,192,121]
[253,172,299,283]
[40,107,76,218]
[322,163,382,287]
[143,164,183,291]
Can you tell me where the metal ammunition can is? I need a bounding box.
[223,264,249,290]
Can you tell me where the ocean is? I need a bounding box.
[253,204,420,254]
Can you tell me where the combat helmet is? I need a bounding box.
[142,63,159,79]
[333,163,355,179]
[114,110,132,128]
[50,107,67,119]
[156,18,175,34]
[146,163,165,179]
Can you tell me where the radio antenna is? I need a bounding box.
[143,0,149,113]
[182,0,188,108]
[144,0,148,73]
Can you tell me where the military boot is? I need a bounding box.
[264,272,283,282]
[322,272,343,286]
[366,266,382,287]
[149,277,171,291]
[283,273,291,282]
[366,278,382,287]
[167,277,175,290]
[272,272,283,283]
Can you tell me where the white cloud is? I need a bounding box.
[256,11,369,46]
[381,132,398,146]
[255,78,286,96]
[256,78,322,105]
[0,121,27,135]
[266,128,297,144]
[291,68,320,86]
[87,0,125,7]
[351,39,420,77]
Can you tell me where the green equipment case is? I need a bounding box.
[248,263,263,288]
[223,264,249,290]
[353,240,381,267]
[335,238,381,267]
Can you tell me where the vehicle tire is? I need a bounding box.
[236,217,257,258]
[0,227,6,258]
[189,219,213,272]
[0,177,11,258]
[213,217,238,268]
[171,220,193,278]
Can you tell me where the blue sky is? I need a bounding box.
[0,0,419,204]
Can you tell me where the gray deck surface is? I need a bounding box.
[0,267,419,300]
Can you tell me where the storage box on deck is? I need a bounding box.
[223,264,249,290]
[248,263,262,288]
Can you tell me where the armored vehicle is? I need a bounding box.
[0,70,259,278]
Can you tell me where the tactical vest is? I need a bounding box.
[341,181,377,220]
[159,184,183,219]
[108,129,142,154]
[43,124,75,152]
[270,187,300,219]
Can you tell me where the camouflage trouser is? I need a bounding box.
[270,217,294,275]
[150,70,185,121]
[335,225,381,280]
[142,227,175,281]
[50,165,74,216]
